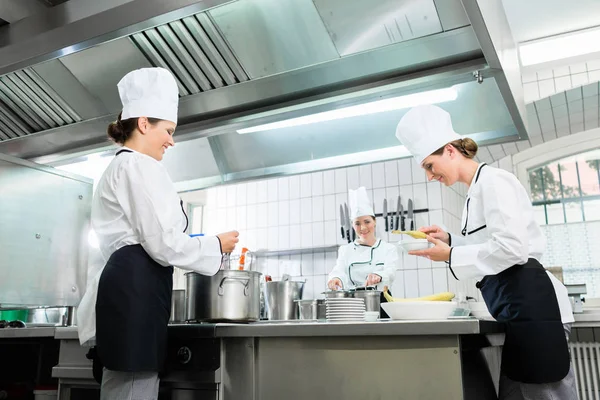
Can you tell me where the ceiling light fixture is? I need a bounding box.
[237,86,458,134]
[519,27,600,67]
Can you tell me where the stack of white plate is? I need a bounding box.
[326,298,366,322]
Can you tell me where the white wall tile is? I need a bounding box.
[402,253,418,270]
[372,162,386,189]
[300,174,312,198]
[428,210,444,228]
[289,199,301,225]
[246,229,258,252]
[312,196,324,222]
[226,206,236,230]
[324,220,338,245]
[257,181,268,203]
[236,184,247,205]
[256,227,268,249]
[334,169,347,194]
[303,275,315,299]
[278,178,290,201]
[257,203,268,228]
[312,171,324,196]
[300,198,312,222]
[323,194,336,221]
[427,182,442,210]
[301,223,313,248]
[323,170,335,195]
[289,176,300,199]
[373,188,386,217]
[412,183,428,210]
[554,76,572,93]
[246,182,257,205]
[432,268,448,294]
[217,186,227,207]
[384,160,399,187]
[313,252,327,275]
[572,72,589,88]
[301,253,314,275]
[313,222,325,246]
[391,270,405,298]
[206,188,217,206]
[418,269,433,296]
[278,201,290,226]
[404,270,419,298]
[417,256,432,269]
[267,202,279,227]
[398,158,412,185]
[279,226,290,250]
[359,164,373,189]
[347,166,359,189]
[289,224,301,248]
[236,206,247,230]
[538,79,555,98]
[266,179,277,202]
[266,257,278,277]
[247,204,258,230]
[411,158,426,183]
[268,227,279,250]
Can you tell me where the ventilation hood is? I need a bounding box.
[0,0,527,187]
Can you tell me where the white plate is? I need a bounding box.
[326,298,365,302]
[381,301,456,320]
[326,312,365,317]
[326,305,366,310]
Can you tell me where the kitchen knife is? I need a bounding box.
[395,196,401,231]
[407,199,414,230]
[339,205,345,239]
[344,203,352,243]
[400,202,405,231]
[383,199,388,232]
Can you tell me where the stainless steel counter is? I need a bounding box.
[0,326,57,338]
[54,318,502,341]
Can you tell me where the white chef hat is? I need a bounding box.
[349,187,374,220]
[395,105,462,165]
[117,67,179,124]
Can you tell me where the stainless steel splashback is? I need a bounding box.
[0,153,92,307]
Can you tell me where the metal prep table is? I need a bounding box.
[53,319,502,400]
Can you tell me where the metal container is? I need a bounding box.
[322,290,352,298]
[352,289,381,312]
[185,270,262,322]
[264,281,305,320]
[297,299,326,320]
[170,289,186,323]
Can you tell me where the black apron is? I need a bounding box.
[476,259,570,384]
[454,163,570,384]
[89,148,187,382]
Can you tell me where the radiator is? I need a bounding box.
[571,342,600,400]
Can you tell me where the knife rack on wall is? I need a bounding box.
[373,209,429,218]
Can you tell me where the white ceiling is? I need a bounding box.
[502,0,600,43]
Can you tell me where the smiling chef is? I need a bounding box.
[395,104,577,399]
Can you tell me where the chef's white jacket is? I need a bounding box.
[328,239,398,290]
[449,163,574,324]
[77,148,222,346]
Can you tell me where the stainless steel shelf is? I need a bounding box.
[253,245,340,258]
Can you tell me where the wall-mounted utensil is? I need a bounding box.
[344,203,351,243]
[407,199,414,230]
[395,196,401,231]
[383,199,388,232]
[400,202,405,231]
[339,205,345,240]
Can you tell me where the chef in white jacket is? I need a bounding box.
[395,104,577,399]
[77,67,238,400]
[327,187,398,292]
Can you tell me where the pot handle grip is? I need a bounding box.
[218,276,251,296]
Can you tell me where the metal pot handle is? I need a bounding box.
[218,276,251,296]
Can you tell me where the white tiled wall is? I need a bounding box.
[175,159,479,300]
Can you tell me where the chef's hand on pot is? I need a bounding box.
[327,278,343,291]
[409,235,451,262]
[419,225,450,245]
[365,274,382,286]
[217,230,239,253]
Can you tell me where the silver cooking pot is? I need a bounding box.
[185,270,262,322]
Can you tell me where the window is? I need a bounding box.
[529,149,600,225]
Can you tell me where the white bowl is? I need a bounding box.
[398,238,431,253]
[381,301,456,320]
[364,311,379,322]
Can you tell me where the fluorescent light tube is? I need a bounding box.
[519,27,600,67]
[237,87,458,134]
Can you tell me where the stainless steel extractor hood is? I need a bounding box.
[0,0,527,188]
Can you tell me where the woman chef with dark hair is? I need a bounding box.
[77,67,239,399]
[395,104,577,399]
